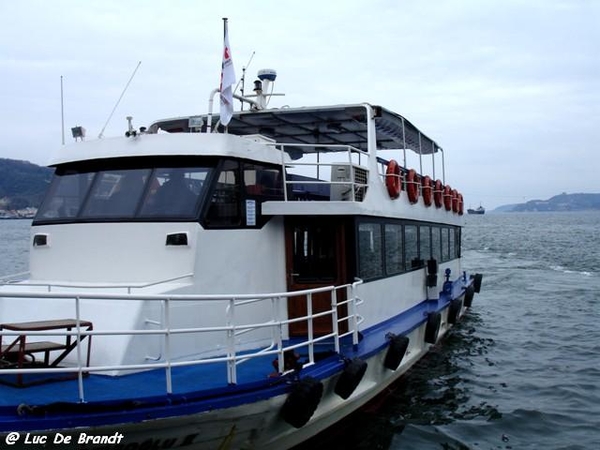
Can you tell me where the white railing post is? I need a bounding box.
[164,298,173,394]
[351,282,360,346]
[75,296,85,402]
[331,289,340,354]
[275,296,284,373]
[280,145,289,202]
[226,298,237,384]
[307,292,314,364]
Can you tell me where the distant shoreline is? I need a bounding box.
[494,193,600,213]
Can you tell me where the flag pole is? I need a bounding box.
[222,17,228,131]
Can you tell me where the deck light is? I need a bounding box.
[71,126,86,141]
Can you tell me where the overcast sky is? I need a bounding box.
[1,0,598,209]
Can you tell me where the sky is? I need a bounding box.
[1,0,598,209]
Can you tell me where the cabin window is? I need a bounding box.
[384,223,404,275]
[138,167,206,218]
[202,161,284,228]
[36,172,94,220]
[34,163,212,223]
[431,227,441,262]
[449,227,456,259]
[420,225,431,260]
[358,223,383,279]
[405,225,420,269]
[204,160,242,227]
[355,220,463,282]
[441,227,450,262]
[80,169,151,218]
[244,164,284,199]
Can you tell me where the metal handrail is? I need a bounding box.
[0,273,195,293]
[273,143,370,202]
[0,280,364,401]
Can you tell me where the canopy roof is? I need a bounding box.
[149,103,442,155]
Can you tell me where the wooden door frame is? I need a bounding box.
[285,217,348,336]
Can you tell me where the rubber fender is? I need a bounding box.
[426,273,438,288]
[464,284,475,308]
[427,258,438,275]
[448,298,463,324]
[383,335,410,371]
[281,376,324,428]
[473,273,483,293]
[334,358,368,400]
[424,312,441,344]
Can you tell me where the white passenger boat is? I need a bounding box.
[0,68,482,449]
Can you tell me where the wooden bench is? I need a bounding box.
[0,319,93,386]
[1,341,67,366]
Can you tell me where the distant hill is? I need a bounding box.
[495,193,600,212]
[0,158,53,210]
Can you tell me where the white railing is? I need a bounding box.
[0,280,364,402]
[275,143,370,202]
[0,273,194,294]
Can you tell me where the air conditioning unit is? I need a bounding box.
[330,164,369,201]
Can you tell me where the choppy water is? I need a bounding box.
[1,213,599,449]
[297,212,600,449]
[0,219,31,277]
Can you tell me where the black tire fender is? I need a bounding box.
[383,335,410,371]
[424,312,441,344]
[464,284,475,308]
[334,358,368,400]
[281,376,323,428]
[448,298,463,324]
[473,273,483,293]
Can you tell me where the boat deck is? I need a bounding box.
[0,298,439,409]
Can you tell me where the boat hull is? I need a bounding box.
[0,297,465,450]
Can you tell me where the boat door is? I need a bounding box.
[286,218,348,337]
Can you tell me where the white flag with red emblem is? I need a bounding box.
[219,19,235,126]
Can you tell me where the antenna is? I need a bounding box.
[60,75,65,145]
[236,51,255,112]
[98,61,142,139]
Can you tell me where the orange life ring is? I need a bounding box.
[443,185,452,211]
[421,175,432,207]
[406,169,419,204]
[457,193,464,215]
[451,189,459,213]
[433,179,443,208]
[385,160,402,199]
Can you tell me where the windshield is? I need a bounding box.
[35,166,212,223]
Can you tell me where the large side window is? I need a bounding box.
[385,223,404,275]
[441,227,450,262]
[420,225,431,261]
[432,226,441,262]
[405,225,419,269]
[358,222,383,280]
[449,227,456,259]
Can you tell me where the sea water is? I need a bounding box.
[1,213,599,449]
